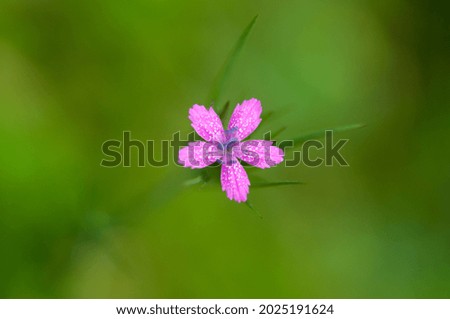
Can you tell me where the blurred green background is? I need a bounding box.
[0,0,449,298]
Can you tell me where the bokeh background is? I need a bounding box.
[0,0,449,298]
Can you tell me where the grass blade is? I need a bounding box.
[219,100,230,120]
[285,123,366,149]
[261,110,274,122]
[252,180,304,188]
[245,200,262,218]
[209,15,258,109]
[271,126,286,139]
[183,175,204,186]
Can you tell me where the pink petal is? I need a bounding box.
[189,104,225,142]
[221,161,250,203]
[236,140,284,169]
[228,98,262,141]
[178,141,221,168]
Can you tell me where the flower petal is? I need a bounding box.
[189,104,225,142]
[228,98,262,141]
[178,141,221,168]
[236,140,284,168]
[221,161,250,203]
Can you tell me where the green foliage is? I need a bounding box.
[1,0,448,299]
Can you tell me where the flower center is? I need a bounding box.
[217,127,239,165]
[218,127,239,151]
[218,138,238,152]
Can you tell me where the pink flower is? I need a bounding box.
[179,98,284,202]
